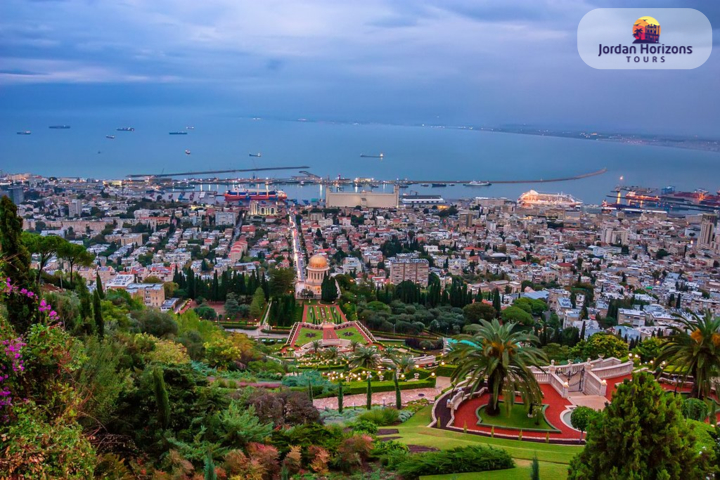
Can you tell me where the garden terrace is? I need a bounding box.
[283,320,377,352]
[302,303,345,325]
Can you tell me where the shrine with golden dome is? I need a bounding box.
[305,253,330,296]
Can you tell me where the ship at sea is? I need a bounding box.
[224,189,287,202]
[465,180,492,187]
[420,183,430,187]
[431,183,447,188]
[518,190,582,208]
[117,127,135,132]
[249,153,262,157]
[16,131,31,135]
[184,150,191,155]
[49,125,71,129]
[360,153,384,158]
[169,131,188,135]
[106,135,116,140]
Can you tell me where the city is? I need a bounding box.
[1,1,719,479]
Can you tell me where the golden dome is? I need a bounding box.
[308,254,329,269]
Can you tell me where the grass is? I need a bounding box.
[295,327,322,346]
[335,326,365,343]
[383,406,580,470]
[477,403,559,432]
[304,304,343,324]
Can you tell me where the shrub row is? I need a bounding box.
[394,445,515,479]
[434,364,458,377]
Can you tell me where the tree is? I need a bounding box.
[386,354,416,410]
[93,288,104,339]
[570,406,598,440]
[58,241,93,282]
[500,306,534,326]
[682,398,708,421]
[268,268,295,297]
[656,311,720,399]
[249,287,266,320]
[571,333,628,360]
[22,232,64,284]
[152,367,171,430]
[95,273,105,299]
[448,319,548,416]
[224,293,242,319]
[462,302,496,323]
[349,346,383,410]
[0,196,37,333]
[631,337,663,363]
[492,288,502,313]
[568,372,713,479]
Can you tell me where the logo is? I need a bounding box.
[632,17,660,44]
[577,8,712,69]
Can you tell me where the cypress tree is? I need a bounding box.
[153,367,171,430]
[338,379,344,413]
[93,288,104,339]
[394,371,402,410]
[0,196,37,333]
[95,272,105,299]
[492,288,502,314]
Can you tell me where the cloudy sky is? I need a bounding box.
[1,0,717,135]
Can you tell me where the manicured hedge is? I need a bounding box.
[434,364,458,377]
[395,445,515,479]
[343,378,436,396]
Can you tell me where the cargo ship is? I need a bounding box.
[117,127,135,132]
[224,189,287,202]
[16,131,31,135]
[106,135,115,140]
[431,183,447,188]
[169,131,188,135]
[49,125,71,129]
[249,153,262,157]
[360,153,384,158]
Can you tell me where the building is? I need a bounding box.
[325,188,399,209]
[389,257,429,287]
[401,194,444,206]
[126,283,166,308]
[106,274,135,289]
[68,199,83,218]
[0,186,24,205]
[305,254,330,297]
[215,211,237,226]
[249,200,277,216]
[698,214,717,249]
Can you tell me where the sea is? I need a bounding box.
[2,109,719,205]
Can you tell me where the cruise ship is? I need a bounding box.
[518,190,582,208]
[224,189,287,202]
[465,180,492,187]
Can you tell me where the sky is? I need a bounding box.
[0,0,718,135]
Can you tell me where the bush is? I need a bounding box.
[682,398,709,421]
[352,419,379,435]
[358,407,400,426]
[373,440,409,468]
[394,445,515,479]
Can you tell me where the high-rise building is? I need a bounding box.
[68,199,83,218]
[698,214,717,249]
[0,186,24,205]
[389,257,429,287]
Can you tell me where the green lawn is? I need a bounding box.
[383,406,580,476]
[335,326,365,343]
[477,403,559,432]
[295,327,322,346]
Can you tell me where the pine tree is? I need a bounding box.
[568,372,712,479]
[93,288,104,339]
[0,196,37,333]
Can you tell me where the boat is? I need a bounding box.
[185,126,195,130]
[420,183,430,187]
[431,183,447,188]
[169,131,188,135]
[360,153,384,158]
[16,131,31,135]
[465,181,492,187]
[184,150,191,155]
[117,127,135,132]
[106,135,116,140]
[224,189,287,202]
[49,125,70,129]
[249,153,262,157]
[399,184,409,189]
[518,190,582,208]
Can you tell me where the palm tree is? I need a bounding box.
[324,346,339,362]
[656,311,720,399]
[349,346,383,409]
[349,340,360,352]
[310,340,322,356]
[448,319,548,416]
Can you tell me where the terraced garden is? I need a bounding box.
[304,303,344,324]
